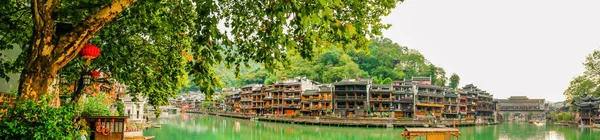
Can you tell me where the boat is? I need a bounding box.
[534,121,546,126]
[153,124,162,128]
[400,128,461,140]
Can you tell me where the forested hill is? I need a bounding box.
[184,38,448,91]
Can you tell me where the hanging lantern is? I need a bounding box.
[79,44,100,65]
[90,71,100,78]
[83,75,92,86]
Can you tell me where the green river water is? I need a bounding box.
[144,113,599,140]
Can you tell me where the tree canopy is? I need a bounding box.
[218,38,449,88]
[0,0,403,106]
[449,73,460,89]
[564,50,600,101]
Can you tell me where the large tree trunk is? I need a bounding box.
[18,0,137,101]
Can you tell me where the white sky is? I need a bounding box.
[381,0,600,102]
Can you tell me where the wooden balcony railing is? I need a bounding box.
[335,96,367,100]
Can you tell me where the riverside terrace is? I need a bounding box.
[185,77,498,123]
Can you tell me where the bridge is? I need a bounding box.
[495,96,546,121]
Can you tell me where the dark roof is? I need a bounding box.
[445,93,458,98]
[580,96,600,101]
[303,90,318,96]
[416,84,443,90]
[318,85,332,92]
[463,84,477,89]
[508,96,529,100]
[333,79,369,86]
[479,94,492,99]
[242,84,260,88]
[411,77,431,81]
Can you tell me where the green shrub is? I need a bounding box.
[0,95,80,139]
[81,93,112,116]
[116,101,125,116]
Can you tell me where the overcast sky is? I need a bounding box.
[381,0,600,102]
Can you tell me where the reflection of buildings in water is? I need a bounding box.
[235,121,240,132]
[545,131,564,140]
[476,125,483,133]
[181,113,189,120]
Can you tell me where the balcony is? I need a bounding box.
[370,97,392,102]
[283,104,301,109]
[444,101,458,105]
[335,96,367,101]
[337,105,365,110]
[284,96,301,100]
[319,96,332,101]
[335,88,367,91]
[373,107,391,111]
[396,97,414,103]
[443,110,458,114]
[394,107,413,112]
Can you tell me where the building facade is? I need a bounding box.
[495,96,545,121]
[333,79,370,118]
[392,81,414,118]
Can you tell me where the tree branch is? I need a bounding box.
[53,0,138,68]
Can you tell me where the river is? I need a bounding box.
[144,113,598,140]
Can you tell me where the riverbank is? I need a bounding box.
[188,111,497,128]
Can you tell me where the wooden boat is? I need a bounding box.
[153,125,162,128]
[534,121,545,126]
[400,128,461,140]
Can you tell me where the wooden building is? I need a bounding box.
[571,96,600,126]
[458,90,468,119]
[333,79,370,118]
[240,84,262,114]
[369,84,394,117]
[392,81,414,118]
[267,77,317,116]
[251,85,266,114]
[476,91,495,122]
[463,84,478,120]
[301,89,319,116]
[442,89,459,119]
[411,77,444,119]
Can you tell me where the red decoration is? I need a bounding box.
[80,44,100,59]
[90,71,100,78]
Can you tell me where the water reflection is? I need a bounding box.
[144,113,599,140]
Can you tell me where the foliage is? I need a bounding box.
[373,75,393,84]
[548,111,556,121]
[153,106,161,118]
[220,38,448,87]
[449,73,460,89]
[1,0,403,108]
[564,50,600,100]
[200,101,214,110]
[81,93,112,117]
[116,100,125,116]
[554,112,573,122]
[0,95,79,139]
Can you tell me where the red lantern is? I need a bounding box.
[90,71,100,78]
[80,44,100,59]
[80,44,100,65]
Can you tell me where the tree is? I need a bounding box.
[449,73,460,89]
[1,0,402,104]
[564,49,600,101]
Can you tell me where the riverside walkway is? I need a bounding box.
[187,111,494,128]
